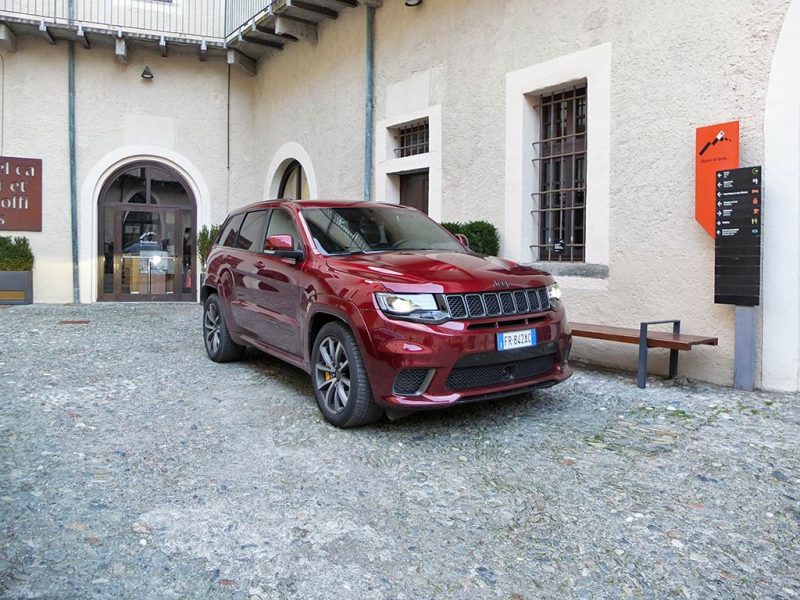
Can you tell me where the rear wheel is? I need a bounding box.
[203,294,245,363]
[311,322,383,428]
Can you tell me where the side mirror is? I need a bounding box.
[265,234,304,260]
[455,233,470,248]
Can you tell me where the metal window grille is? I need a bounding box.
[531,84,587,262]
[394,120,429,158]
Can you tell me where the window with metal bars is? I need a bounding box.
[531,84,587,262]
[394,120,429,158]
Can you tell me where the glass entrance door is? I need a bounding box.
[120,206,179,298]
[98,163,196,302]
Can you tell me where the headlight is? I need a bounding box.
[375,293,449,324]
[547,282,562,301]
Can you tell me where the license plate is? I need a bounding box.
[497,328,537,351]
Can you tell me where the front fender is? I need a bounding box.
[306,295,375,361]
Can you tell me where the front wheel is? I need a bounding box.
[311,322,383,428]
[203,294,245,363]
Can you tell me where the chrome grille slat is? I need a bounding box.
[513,290,529,313]
[499,292,515,314]
[484,293,501,316]
[465,294,486,318]
[446,295,468,319]
[445,287,550,321]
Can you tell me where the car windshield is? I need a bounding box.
[300,206,466,255]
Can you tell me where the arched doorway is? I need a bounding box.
[97,162,196,301]
[277,159,310,200]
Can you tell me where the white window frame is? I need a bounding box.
[504,43,611,272]
[375,105,442,223]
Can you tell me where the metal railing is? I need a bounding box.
[224,0,274,38]
[0,0,226,41]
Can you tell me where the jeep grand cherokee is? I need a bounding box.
[202,200,572,427]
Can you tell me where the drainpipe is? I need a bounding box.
[68,0,79,302]
[68,41,79,303]
[363,4,375,202]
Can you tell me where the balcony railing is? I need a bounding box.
[0,0,226,42]
[225,0,273,39]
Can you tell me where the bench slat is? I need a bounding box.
[569,322,718,351]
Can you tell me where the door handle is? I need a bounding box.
[254,261,265,269]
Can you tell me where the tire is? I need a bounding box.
[203,293,246,363]
[311,322,384,428]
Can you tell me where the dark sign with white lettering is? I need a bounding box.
[714,166,761,306]
[0,157,42,232]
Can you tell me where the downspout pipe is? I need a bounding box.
[68,0,79,302]
[68,41,79,303]
[363,4,375,202]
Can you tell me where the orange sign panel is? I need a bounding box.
[696,121,739,238]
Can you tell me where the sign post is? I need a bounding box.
[714,165,762,391]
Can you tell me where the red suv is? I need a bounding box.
[202,200,572,427]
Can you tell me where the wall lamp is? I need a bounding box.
[405,0,422,6]
[141,66,154,80]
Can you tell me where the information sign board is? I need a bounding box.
[714,166,761,306]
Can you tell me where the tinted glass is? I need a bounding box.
[219,213,245,248]
[300,206,465,255]
[237,210,268,252]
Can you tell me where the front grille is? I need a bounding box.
[393,369,433,396]
[446,287,550,320]
[445,353,556,390]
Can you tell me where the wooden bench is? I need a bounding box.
[569,320,718,388]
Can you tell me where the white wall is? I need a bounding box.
[762,0,800,391]
[2,0,795,388]
[0,36,254,303]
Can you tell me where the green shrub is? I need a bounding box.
[440,220,500,256]
[0,236,34,271]
[197,224,221,271]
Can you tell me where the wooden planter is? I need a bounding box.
[0,271,33,305]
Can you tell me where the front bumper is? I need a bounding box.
[358,304,573,409]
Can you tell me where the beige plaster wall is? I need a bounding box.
[1,38,71,304]
[1,35,254,303]
[1,0,790,385]
[248,0,788,385]
[251,6,366,201]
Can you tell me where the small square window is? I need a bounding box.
[393,119,429,158]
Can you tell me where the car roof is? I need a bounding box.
[225,199,412,216]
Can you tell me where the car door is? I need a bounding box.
[249,208,306,357]
[230,209,269,336]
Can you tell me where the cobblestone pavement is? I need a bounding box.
[0,303,798,599]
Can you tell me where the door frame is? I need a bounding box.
[97,161,197,302]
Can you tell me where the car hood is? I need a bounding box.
[324,251,552,293]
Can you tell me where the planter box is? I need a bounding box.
[0,271,33,305]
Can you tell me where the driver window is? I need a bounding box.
[265,209,301,251]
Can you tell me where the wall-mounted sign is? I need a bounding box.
[0,157,42,232]
[696,121,739,238]
[715,166,761,306]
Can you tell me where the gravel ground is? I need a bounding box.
[0,302,798,600]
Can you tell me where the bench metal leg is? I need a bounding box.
[637,323,648,389]
[638,320,681,389]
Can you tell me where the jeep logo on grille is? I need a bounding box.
[492,281,512,289]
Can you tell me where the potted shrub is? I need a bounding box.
[0,235,34,305]
[196,224,220,287]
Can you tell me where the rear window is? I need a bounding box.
[218,213,245,248]
[237,210,269,252]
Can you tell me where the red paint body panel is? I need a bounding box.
[204,200,573,410]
